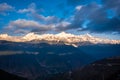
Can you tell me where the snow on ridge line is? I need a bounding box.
[0,32,120,47]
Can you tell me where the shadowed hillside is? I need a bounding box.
[0,40,120,80]
[46,57,120,80]
[0,69,28,80]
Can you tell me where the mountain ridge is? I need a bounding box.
[0,32,120,47]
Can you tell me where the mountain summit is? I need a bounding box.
[0,32,120,47]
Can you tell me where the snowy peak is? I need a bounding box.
[0,34,12,41]
[55,32,75,37]
[23,32,39,41]
[84,33,93,38]
[0,34,10,38]
[0,32,120,47]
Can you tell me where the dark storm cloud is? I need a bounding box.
[102,0,120,16]
[88,18,120,32]
[102,0,120,8]
[88,0,120,32]
[61,0,120,33]
[58,3,102,31]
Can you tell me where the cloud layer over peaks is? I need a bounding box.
[0,0,120,39]
[4,19,55,34]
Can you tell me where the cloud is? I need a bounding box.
[52,3,98,31]
[18,8,33,13]
[1,1,120,34]
[3,19,73,35]
[58,1,120,33]
[33,13,60,24]
[18,3,36,13]
[56,21,71,31]
[16,1,120,33]
[4,19,55,34]
[18,3,60,24]
[85,0,120,33]
[102,0,120,16]
[103,0,120,8]
[0,3,14,15]
[75,5,82,11]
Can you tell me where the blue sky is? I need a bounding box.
[0,0,120,39]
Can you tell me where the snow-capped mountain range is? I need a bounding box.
[0,32,120,47]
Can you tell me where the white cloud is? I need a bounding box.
[56,21,71,27]
[0,3,14,15]
[18,3,35,13]
[8,19,41,28]
[33,13,59,23]
[18,3,59,24]
[18,9,32,13]
[5,19,55,34]
[75,5,82,11]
